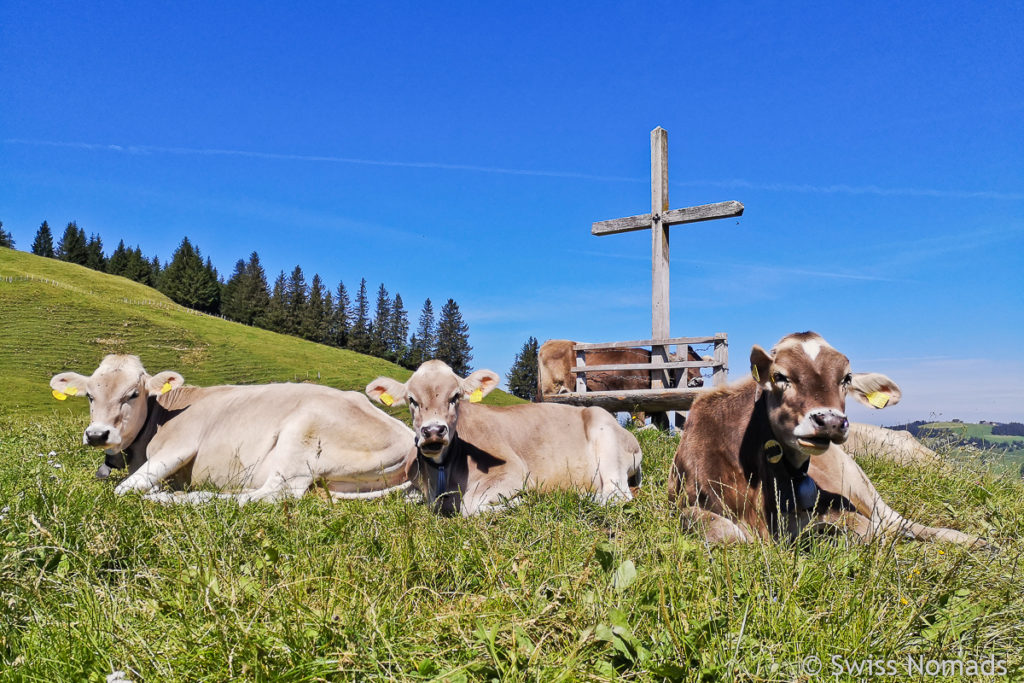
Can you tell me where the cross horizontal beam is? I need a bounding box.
[592,200,744,236]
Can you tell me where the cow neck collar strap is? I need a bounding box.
[419,447,455,501]
[763,439,817,513]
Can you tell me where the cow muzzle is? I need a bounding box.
[417,423,449,459]
[84,424,121,450]
[793,409,849,455]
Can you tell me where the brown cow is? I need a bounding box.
[536,339,708,398]
[537,340,652,397]
[367,360,642,516]
[668,332,983,546]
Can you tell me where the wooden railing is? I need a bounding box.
[545,334,728,412]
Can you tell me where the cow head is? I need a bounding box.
[49,355,184,478]
[750,332,900,462]
[366,360,500,462]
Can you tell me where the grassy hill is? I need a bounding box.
[0,248,520,420]
[918,422,1024,472]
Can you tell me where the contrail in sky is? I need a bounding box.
[5,138,1022,200]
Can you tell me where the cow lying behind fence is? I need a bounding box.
[667,332,983,547]
[366,360,642,516]
[537,339,705,399]
[50,355,413,503]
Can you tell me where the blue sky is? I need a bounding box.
[2,1,1022,423]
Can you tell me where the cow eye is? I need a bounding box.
[449,395,459,405]
[127,390,139,401]
[86,393,94,403]
[841,374,853,387]
[772,372,789,385]
[408,397,418,410]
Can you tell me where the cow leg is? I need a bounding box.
[679,506,752,544]
[650,412,670,431]
[585,411,642,504]
[805,509,875,542]
[815,447,985,548]
[232,469,315,504]
[460,479,524,516]
[114,449,196,495]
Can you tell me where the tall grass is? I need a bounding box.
[2,418,1022,681]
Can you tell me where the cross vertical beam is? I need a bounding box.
[650,127,670,390]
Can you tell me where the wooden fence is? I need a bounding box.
[544,334,728,413]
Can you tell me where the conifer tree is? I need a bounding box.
[389,293,410,364]
[31,221,55,257]
[221,252,269,326]
[408,298,436,368]
[370,283,392,358]
[56,222,88,264]
[148,255,162,289]
[405,334,420,369]
[85,233,106,271]
[160,237,220,313]
[329,280,351,348]
[506,336,539,401]
[282,265,308,336]
[0,221,14,248]
[435,298,473,376]
[302,274,332,343]
[348,278,371,353]
[127,248,157,287]
[242,253,271,327]
[107,240,130,276]
[220,260,248,322]
[265,271,289,333]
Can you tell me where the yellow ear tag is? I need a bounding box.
[866,391,890,409]
[160,382,172,395]
[52,389,68,401]
[469,388,483,403]
[379,392,394,406]
[751,366,760,382]
[764,439,784,464]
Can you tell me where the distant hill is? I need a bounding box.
[0,248,521,419]
[886,419,1024,471]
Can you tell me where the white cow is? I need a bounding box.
[51,354,414,503]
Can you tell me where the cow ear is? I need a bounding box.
[849,372,902,409]
[366,377,407,406]
[50,372,89,400]
[749,345,773,389]
[462,369,500,401]
[146,371,185,396]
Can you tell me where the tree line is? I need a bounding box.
[13,219,473,374]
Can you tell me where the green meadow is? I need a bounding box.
[2,248,1023,680]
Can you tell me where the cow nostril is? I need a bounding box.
[437,424,447,437]
[86,429,110,445]
[811,413,826,427]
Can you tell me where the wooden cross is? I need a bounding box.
[592,126,743,389]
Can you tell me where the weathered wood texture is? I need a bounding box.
[561,336,728,414]
[574,335,726,351]
[543,388,704,411]
[591,200,745,236]
[712,336,729,388]
[571,360,714,373]
[651,127,670,390]
[574,349,586,394]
